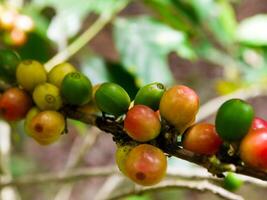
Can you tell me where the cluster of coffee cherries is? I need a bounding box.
[0,4,34,46]
[1,49,267,187]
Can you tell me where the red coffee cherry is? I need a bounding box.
[159,85,199,133]
[251,117,267,131]
[124,105,161,142]
[182,123,222,155]
[125,144,167,186]
[240,128,267,170]
[0,87,32,121]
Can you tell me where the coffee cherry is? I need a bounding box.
[48,62,76,88]
[0,87,32,121]
[182,123,222,155]
[0,49,20,83]
[24,107,40,137]
[28,111,65,145]
[16,60,47,91]
[124,105,161,142]
[215,99,254,141]
[125,144,167,186]
[159,85,199,133]
[240,128,267,170]
[223,172,243,191]
[134,82,166,110]
[115,144,134,175]
[61,72,92,105]
[95,82,131,117]
[33,83,63,110]
[251,117,267,131]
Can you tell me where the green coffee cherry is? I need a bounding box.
[48,62,76,88]
[16,60,47,91]
[223,172,243,191]
[0,49,20,83]
[215,99,254,141]
[134,82,165,110]
[61,72,92,105]
[33,83,63,110]
[115,144,134,175]
[24,107,41,137]
[95,82,131,117]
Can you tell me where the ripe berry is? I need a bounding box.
[16,60,47,91]
[115,144,134,175]
[251,117,267,131]
[28,111,65,145]
[159,85,199,133]
[182,123,222,155]
[223,172,243,191]
[0,87,32,121]
[124,105,161,142]
[0,49,20,83]
[48,62,76,88]
[95,82,130,117]
[33,83,63,110]
[61,72,92,105]
[215,99,254,141]
[125,144,167,186]
[134,82,166,111]
[240,128,267,170]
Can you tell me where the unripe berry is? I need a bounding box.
[223,172,243,191]
[28,111,65,145]
[134,82,165,111]
[24,107,40,137]
[61,72,92,105]
[215,99,254,141]
[115,144,134,175]
[33,83,63,110]
[125,144,167,186]
[95,82,130,117]
[48,62,76,88]
[124,105,161,142]
[16,60,47,91]
[182,123,222,155]
[0,87,32,121]
[159,85,199,133]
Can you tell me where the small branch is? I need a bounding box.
[0,166,117,188]
[44,0,129,71]
[107,180,244,200]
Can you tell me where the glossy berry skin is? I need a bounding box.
[159,85,199,133]
[16,60,47,91]
[115,144,134,175]
[134,82,166,111]
[124,105,161,142]
[48,62,76,88]
[0,49,20,83]
[251,117,267,131]
[125,144,167,186]
[95,82,131,117]
[223,172,243,191]
[24,107,40,137]
[61,72,92,105]
[0,87,32,121]
[29,111,65,145]
[240,128,267,170]
[182,123,222,155]
[215,99,254,141]
[33,83,63,110]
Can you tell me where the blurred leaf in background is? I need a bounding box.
[114,16,195,87]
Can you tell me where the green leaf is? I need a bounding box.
[189,0,237,45]
[114,16,195,86]
[237,15,267,46]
